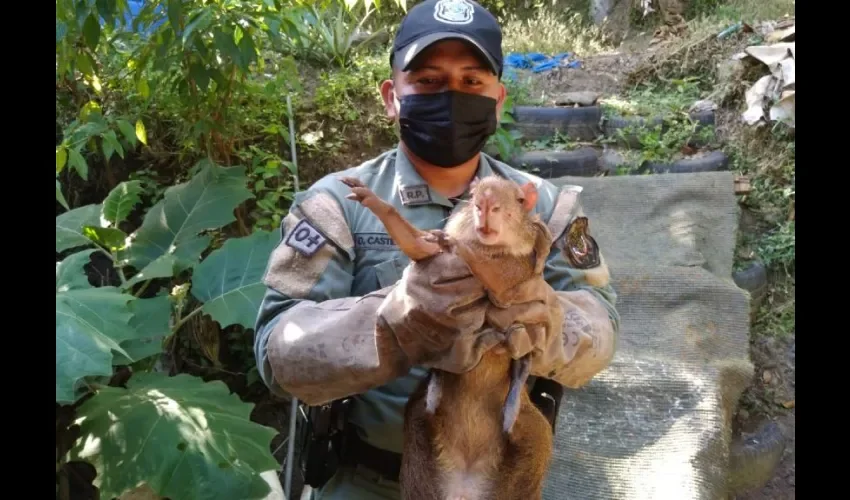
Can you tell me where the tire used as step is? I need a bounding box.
[506,106,603,142]
[733,260,768,316]
[514,147,601,178]
[727,420,788,495]
[634,150,729,175]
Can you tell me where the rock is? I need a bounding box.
[599,147,627,172]
[689,99,717,114]
[553,91,601,107]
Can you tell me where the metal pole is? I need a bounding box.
[287,94,299,192]
[284,93,300,498]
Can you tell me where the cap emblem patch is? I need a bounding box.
[433,0,474,25]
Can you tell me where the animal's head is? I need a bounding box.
[468,176,538,245]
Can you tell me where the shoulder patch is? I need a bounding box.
[399,184,432,205]
[546,185,583,244]
[563,216,601,269]
[285,219,328,257]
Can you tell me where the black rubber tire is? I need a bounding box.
[514,147,601,178]
[733,260,768,317]
[733,261,768,295]
[603,110,715,148]
[727,420,788,494]
[507,106,603,141]
[636,150,729,175]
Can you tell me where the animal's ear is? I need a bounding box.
[519,182,538,212]
[469,177,479,193]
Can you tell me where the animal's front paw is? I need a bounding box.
[340,177,379,207]
[423,230,456,253]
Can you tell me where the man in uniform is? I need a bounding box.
[254,0,620,498]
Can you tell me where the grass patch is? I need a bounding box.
[501,7,613,56]
[601,76,705,117]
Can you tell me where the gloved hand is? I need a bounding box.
[484,275,564,362]
[376,250,504,374]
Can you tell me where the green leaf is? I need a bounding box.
[102,130,124,159]
[191,230,279,329]
[57,204,103,253]
[56,287,140,403]
[103,180,144,225]
[182,10,213,45]
[121,161,253,272]
[82,226,127,252]
[137,79,151,99]
[56,249,96,293]
[116,119,138,146]
[83,14,101,50]
[57,147,68,173]
[122,254,178,289]
[167,0,183,35]
[68,148,89,180]
[57,179,70,211]
[112,294,172,365]
[135,119,148,145]
[96,0,116,25]
[69,373,280,500]
[76,52,96,77]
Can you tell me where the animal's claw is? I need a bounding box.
[338,176,366,189]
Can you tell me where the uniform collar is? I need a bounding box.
[393,143,497,208]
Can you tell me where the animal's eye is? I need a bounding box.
[492,206,500,213]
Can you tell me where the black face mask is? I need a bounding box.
[398,90,499,168]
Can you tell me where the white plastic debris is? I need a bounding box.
[736,22,795,128]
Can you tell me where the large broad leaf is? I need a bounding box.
[103,180,144,225]
[191,230,278,329]
[122,161,253,272]
[123,254,179,289]
[70,372,280,500]
[57,249,96,292]
[56,287,141,403]
[56,204,103,253]
[112,294,172,365]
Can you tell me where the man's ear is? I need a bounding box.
[519,181,538,212]
[380,79,398,120]
[495,82,507,122]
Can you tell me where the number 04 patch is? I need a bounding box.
[285,219,328,257]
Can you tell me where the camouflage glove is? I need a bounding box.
[376,250,503,374]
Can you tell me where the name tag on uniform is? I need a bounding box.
[354,232,398,251]
[285,219,328,257]
[399,184,431,205]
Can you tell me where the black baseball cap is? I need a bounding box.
[390,0,503,78]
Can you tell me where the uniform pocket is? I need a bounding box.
[373,256,409,289]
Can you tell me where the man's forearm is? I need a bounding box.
[256,286,412,406]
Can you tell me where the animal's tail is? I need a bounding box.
[502,353,532,434]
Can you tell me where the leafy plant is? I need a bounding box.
[278,0,390,68]
[56,161,282,500]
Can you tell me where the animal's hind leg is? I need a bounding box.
[494,394,554,500]
[400,378,443,500]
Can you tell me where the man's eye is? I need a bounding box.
[418,77,440,85]
[464,78,482,86]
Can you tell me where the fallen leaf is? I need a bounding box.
[781,400,795,409]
